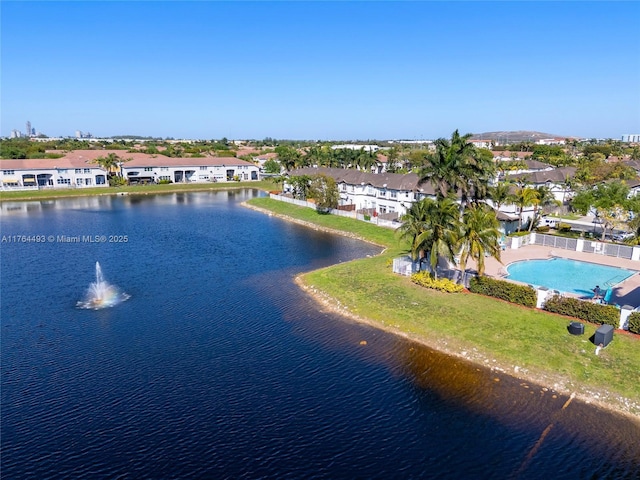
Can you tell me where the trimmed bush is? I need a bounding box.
[628,312,640,335]
[536,225,550,233]
[411,271,464,293]
[469,276,536,307]
[557,222,572,232]
[543,295,619,327]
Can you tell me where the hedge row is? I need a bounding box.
[411,271,464,293]
[542,295,620,327]
[628,312,640,335]
[468,276,537,307]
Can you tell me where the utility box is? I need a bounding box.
[594,324,614,347]
[568,322,584,335]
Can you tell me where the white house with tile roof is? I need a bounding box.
[0,150,260,189]
[120,155,259,184]
[0,157,109,189]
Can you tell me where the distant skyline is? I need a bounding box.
[2,1,639,140]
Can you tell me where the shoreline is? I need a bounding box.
[244,201,640,423]
[0,182,273,203]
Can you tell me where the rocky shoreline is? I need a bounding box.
[243,202,640,422]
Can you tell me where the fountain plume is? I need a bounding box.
[77,262,130,309]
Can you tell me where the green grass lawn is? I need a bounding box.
[0,180,277,202]
[247,197,640,414]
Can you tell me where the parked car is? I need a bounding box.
[540,216,558,228]
[612,232,634,242]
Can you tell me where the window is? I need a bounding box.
[3,170,15,175]
[161,167,168,171]
[85,178,92,185]
[75,169,82,174]
[144,167,153,172]
[200,166,207,171]
[390,191,397,199]
[83,168,91,174]
[159,175,171,181]
[57,178,71,185]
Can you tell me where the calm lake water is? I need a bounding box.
[2,190,639,479]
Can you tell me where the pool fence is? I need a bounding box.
[508,232,640,262]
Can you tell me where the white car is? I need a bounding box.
[612,232,634,242]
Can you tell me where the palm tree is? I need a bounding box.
[458,204,501,279]
[418,130,473,199]
[95,153,124,176]
[418,130,494,214]
[513,186,538,231]
[356,149,379,172]
[487,182,512,211]
[528,185,557,231]
[397,199,430,262]
[411,198,461,279]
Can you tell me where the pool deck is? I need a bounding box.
[479,245,640,308]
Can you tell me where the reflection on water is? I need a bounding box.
[1,189,639,479]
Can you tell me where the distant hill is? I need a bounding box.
[470,131,570,143]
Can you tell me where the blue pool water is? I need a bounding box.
[506,257,635,297]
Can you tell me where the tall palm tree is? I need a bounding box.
[418,131,472,199]
[95,153,123,176]
[513,186,538,231]
[528,185,556,231]
[418,130,494,215]
[458,204,501,279]
[397,199,430,262]
[487,182,512,211]
[412,198,461,279]
[357,149,379,172]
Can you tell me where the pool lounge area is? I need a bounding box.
[479,245,640,309]
[505,258,635,299]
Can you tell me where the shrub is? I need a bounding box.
[536,225,550,233]
[109,176,127,187]
[557,222,572,232]
[628,312,640,335]
[543,296,619,327]
[411,271,464,293]
[157,179,172,184]
[469,276,537,307]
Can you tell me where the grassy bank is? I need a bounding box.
[247,197,640,417]
[0,180,277,202]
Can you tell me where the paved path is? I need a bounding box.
[477,245,640,308]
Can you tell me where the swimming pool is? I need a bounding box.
[505,258,635,297]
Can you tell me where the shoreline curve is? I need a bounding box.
[243,200,640,423]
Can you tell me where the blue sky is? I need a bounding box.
[2,1,639,140]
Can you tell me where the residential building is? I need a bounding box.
[0,158,108,188]
[121,155,259,183]
[286,167,433,217]
[285,167,539,235]
[0,150,260,189]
